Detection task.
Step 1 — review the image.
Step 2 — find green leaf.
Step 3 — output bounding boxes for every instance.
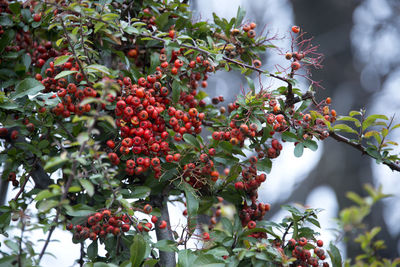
[87,64,111,75]
[0,30,15,53]
[225,164,242,183]
[66,209,95,217]
[349,110,362,117]
[131,186,151,199]
[155,12,169,29]
[178,249,197,267]
[80,179,94,197]
[183,134,200,149]
[281,205,302,217]
[35,190,58,201]
[38,140,50,150]
[172,80,180,103]
[294,143,304,157]
[235,6,246,28]
[303,140,318,151]
[87,240,98,260]
[38,199,59,213]
[333,124,358,134]
[11,78,44,99]
[54,55,72,66]
[362,114,389,131]
[328,242,342,267]
[153,239,178,252]
[220,217,233,235]
[182,183,199,216]
[44,156,69,172]
[54,70,77,80]
[245,76,255,94]
[366,147,381,160]
[281,131,298,142]
[22,53,31,72]
[193,254,225,266]
[130,234,147,267]
[337,116,361,127]
[256,157,272,173]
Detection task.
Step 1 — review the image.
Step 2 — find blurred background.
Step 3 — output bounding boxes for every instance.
[192,0,400,259]
[2,0,399,265]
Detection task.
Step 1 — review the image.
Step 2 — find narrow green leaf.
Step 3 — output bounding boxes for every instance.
[183,134,200,149]
[131,186,151,199]
[294,143,304,157]
[328,242,342,267]
[333,124,358,134]
[87,240,98,260]
[54,55,72,66]
[178,249,197,267]
[245,76,255,94]
[54,70,77,80]
[304,140,318,151]
[281,131,298,142]
[172,80,180,103]
[235,6,246,28]
[80,179,94,197]
[362,114,389,131]
[130,235,147,267]
[11,78,44,99]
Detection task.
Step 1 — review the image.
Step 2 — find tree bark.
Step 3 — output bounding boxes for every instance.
[151,193,176,267]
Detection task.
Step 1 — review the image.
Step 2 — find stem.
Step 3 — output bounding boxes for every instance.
[79,242,85,267]
[60,17,88,82]
[329,131,400,172]
[18,214,25,267]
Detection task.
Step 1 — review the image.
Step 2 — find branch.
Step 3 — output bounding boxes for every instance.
[38,101,106,263]
[329,131,400,172]
[59,17,89,82]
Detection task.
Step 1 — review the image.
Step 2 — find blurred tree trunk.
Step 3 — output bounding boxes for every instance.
[288,0,399,258]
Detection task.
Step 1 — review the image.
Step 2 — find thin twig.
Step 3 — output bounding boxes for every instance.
[329,131,400,172]
[60,17,89,82]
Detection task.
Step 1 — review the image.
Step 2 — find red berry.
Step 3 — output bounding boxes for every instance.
[143,204,153,214]
[234,181,244,190]
[291,25,300,33]
[33,13,41,22]
[202,232,210,241]
[247,220,256,229]
[151,216,158,224]
[106,140,115,149]
[159,220,167,229]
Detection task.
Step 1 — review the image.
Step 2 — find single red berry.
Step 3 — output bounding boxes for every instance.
[159,220,167,229]
[33,13,42,22]
[247,220,256,229]
[292,25,300,34]
[202,232,210,241]
[106,140,115,149]
[143,204,153,214]
[291,61,301,70]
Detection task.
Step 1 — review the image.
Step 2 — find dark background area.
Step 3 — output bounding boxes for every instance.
[192,0,400,258]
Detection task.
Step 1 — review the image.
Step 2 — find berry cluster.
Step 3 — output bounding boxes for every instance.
[66,210,132,241]
[285,237,330,267]
[234,157,270,227]
[34,55,99,117]
[181,149,220,189]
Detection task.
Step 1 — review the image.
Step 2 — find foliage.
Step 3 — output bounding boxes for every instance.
[0,0,399,266]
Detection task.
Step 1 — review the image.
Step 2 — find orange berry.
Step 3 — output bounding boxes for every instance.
[291,25,300,34]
